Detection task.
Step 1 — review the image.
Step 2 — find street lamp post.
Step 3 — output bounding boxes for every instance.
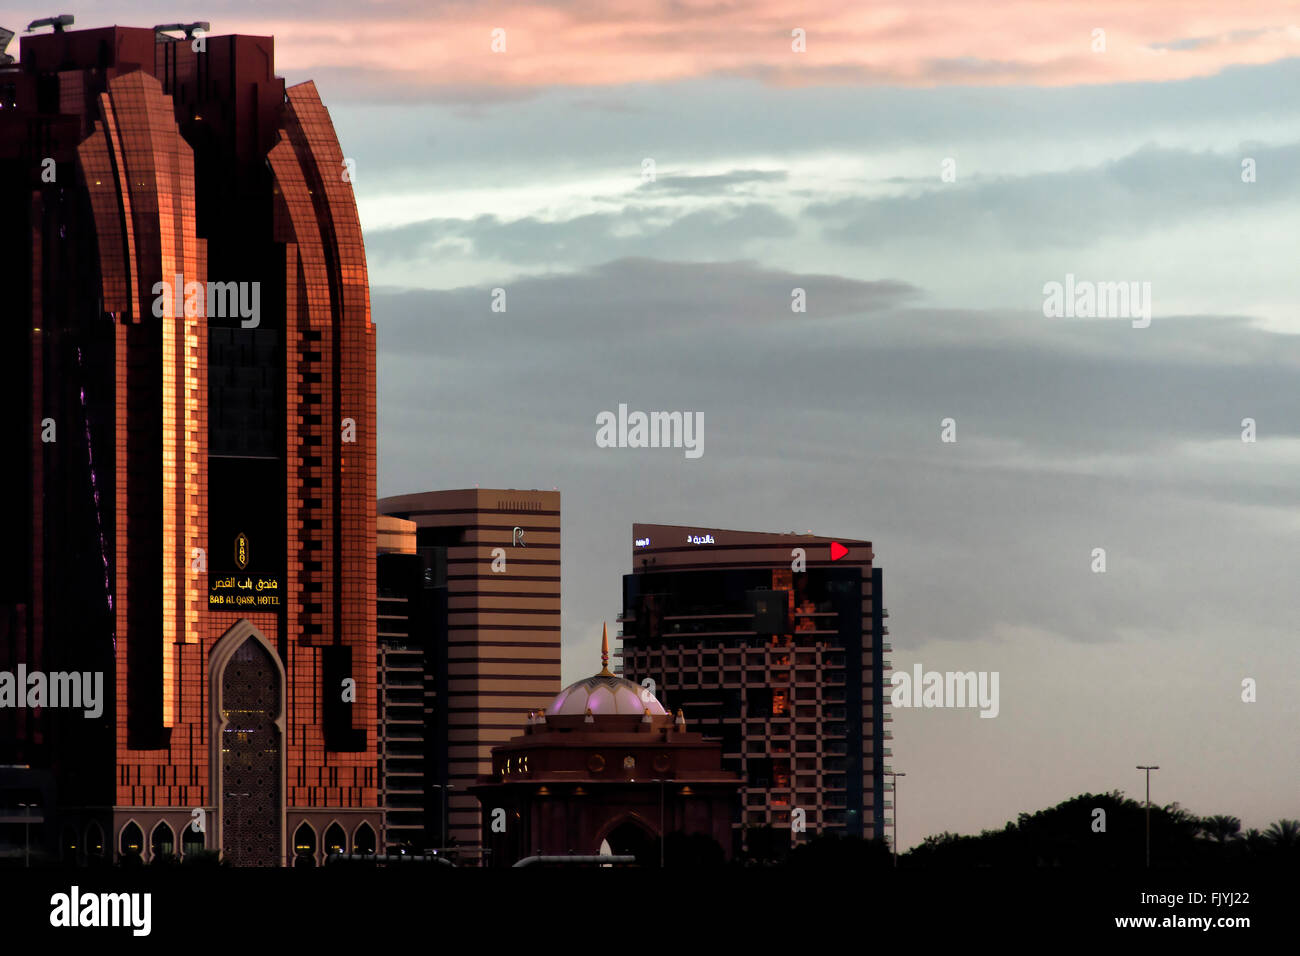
[886,772,905,867]
[656,778,672,867]
[18,803,36,867]
[432,784,454,853]
[1136,766,1159,868]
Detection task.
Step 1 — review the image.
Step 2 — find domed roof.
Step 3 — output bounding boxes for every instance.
[546,624,668,717]
[548,672,669,717]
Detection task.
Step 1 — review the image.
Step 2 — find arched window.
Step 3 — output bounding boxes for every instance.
[293,822,317,867]
[61,825,78,863]
[324,823,347,857]
[353,822,376,855]
[119,821,144,861]
[150,821,175,862]
[182,821,205,858]
[85,822,105,863]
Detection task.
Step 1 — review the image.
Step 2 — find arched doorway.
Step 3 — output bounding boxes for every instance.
[61,825,78,864]
[211,622,285,867]
[182,821,205,858]
[324,822,347,858]
[85,822,105,865]
[353,822,376,856]
[602,816,657,866]
[150,821,175,863]
[119,820,143,864]
[293,822,317,867]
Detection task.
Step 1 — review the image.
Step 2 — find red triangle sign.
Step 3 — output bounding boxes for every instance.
[830,541,848,561]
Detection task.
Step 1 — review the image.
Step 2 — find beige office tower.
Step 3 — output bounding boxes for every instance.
[378,489,561,859]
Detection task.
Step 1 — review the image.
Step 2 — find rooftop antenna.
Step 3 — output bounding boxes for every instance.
[25,14,74,33]
[153,22,209,41]
[0,27,15,64]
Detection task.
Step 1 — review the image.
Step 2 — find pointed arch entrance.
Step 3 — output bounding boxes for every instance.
[597,813,658,866]
[210,620,286,866]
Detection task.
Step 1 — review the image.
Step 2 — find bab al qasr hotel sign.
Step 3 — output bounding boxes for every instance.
[209,531,281,609]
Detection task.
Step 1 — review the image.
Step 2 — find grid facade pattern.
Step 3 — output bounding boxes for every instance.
[378,489,562,853]
[619,524,888,851]
[268,80,379,810]
[78,71,208,784]
[376,592,435,850]
[374,519,435,851]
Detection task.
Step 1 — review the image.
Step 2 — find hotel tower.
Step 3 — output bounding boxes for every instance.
[0,20,378,865]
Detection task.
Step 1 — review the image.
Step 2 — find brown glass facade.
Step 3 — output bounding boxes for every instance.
[1,25,378,864]
[379,489,562,855]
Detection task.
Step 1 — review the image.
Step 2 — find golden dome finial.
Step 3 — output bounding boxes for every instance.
[599,622,613,676]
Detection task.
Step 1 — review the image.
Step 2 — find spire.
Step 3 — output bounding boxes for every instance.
[599,621,613,676]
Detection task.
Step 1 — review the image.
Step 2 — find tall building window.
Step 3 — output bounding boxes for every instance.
[772,690,789,716]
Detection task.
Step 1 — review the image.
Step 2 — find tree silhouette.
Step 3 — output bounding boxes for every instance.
[899,792,1298,868]
[1199,815,1242,844]
[741,823,789,864]
[1241,828,1267,856]
[663,831,725,868]
[787,833,891,870]
[1264,819,1300,848]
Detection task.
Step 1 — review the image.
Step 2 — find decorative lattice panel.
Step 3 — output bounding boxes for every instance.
[221,639,282,866]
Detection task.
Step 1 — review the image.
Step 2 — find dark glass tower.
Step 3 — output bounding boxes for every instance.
[619,524,889,855]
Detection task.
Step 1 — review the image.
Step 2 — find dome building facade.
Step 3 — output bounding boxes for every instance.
[469,625,741,866]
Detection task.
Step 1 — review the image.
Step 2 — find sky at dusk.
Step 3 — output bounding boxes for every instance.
[6,1,1298,851]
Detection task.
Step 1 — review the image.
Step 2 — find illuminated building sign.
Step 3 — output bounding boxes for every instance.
[685,533,715,545]
[210,572,281,608]
[634,537,651,548]
[208,457,284,611]
[211,529,280,607]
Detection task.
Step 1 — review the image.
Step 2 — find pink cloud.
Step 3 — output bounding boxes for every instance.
[93,2,1300,91]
